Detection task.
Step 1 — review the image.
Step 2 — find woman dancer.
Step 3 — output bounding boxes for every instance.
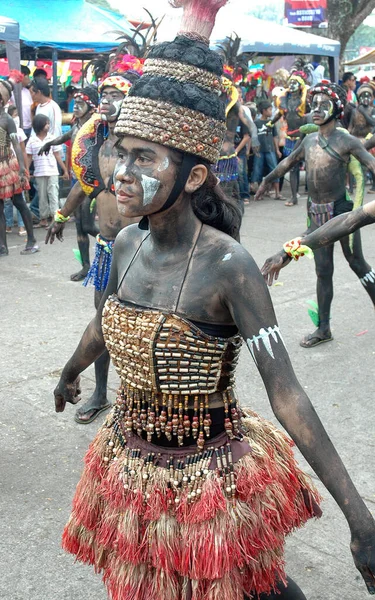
[54,2,375,599]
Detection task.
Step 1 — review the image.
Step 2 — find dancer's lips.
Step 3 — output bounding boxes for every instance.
[116,189,133,202]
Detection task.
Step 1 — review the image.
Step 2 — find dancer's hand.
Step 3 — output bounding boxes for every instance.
[253,143,260,157]
[38,142,52,156]
[45,221,65,244]
[254,180,271,201]
[261,250,291,286]
[351,525,375,594]
[54,376,81,413]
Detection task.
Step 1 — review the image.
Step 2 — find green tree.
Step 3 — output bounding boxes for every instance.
[311,1,375,59]
[345,23,375,60]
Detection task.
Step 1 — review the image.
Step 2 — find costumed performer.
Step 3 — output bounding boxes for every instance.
[54,2,375,599]
[39,86,99,281]
[0,70,39,256]
[269,62,311,206]
[45,68,140,424]
[255,83,375,348]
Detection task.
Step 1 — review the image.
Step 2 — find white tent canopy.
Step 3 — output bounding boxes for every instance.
[156,5,340,58]
[345,48,375,66]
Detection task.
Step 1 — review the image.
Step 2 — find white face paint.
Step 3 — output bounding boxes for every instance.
[222,252,232,262]
[141,174,160,205]
[246,325,286,366]
[157,156,169,172]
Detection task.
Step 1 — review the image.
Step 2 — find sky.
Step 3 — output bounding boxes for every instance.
[109,0,282,21]
[109,0,375,27]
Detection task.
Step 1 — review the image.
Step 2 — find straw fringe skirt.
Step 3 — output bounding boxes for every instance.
[0,156,28,200]
[62,408,321,600]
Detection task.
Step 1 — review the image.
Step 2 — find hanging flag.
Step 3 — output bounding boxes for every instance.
[284,0,328,28]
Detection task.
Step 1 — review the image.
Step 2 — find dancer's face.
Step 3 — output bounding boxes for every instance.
[73,98,89,119]
[99,86,124,122]
[113,136,178,218]
[288,78,301,93]
[359,91,372,107]
[311,93,335,125]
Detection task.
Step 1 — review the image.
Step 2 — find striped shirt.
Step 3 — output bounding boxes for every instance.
[26,134,59,177]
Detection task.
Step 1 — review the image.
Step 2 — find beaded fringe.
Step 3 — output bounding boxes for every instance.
[62,408,321,600]
[84,238,114,292]
[213,156,239,183]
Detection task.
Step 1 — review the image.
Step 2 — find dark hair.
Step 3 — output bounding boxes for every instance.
[168,148,241,239]
[65,85,77,96]
[191,167,242,240]
[33,68,48,79]
[81,85,99,107]
[30,78,50,98]
[258,100,272,114]
[21,65,30,76]
[342,72,355,84]
[7,105,18,117]
[32,113,49,134]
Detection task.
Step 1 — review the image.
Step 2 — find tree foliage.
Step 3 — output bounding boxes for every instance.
[311,1,375,59]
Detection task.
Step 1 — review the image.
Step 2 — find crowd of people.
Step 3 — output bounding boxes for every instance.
[1,1,375,598]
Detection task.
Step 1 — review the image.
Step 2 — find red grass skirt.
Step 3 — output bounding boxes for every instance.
[0,156,29,200]
[62,407,321,600]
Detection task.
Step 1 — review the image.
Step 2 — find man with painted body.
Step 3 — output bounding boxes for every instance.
[255,83,375,348]
[40,87,99,281]
[270,73,310,206]
[347,83,375,141]
[45,74,138,423]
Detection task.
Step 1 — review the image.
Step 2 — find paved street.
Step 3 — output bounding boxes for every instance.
[1,187,374,600]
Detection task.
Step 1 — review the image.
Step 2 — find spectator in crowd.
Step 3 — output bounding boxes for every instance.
[30,78,62,138]
[59,85,78,113]
[342,72,358,105]
[33,68,48,80]
[20,65,33,137]
[311,56,325,86]
[234,113,251,205]
[271,87,287,196]
[252,100,282,199]
[4,105,27,235]
[26,114,68,228]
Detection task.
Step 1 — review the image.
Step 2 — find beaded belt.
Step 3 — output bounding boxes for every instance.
[114,385,240,451]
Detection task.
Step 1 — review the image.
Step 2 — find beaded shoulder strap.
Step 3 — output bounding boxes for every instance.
[174,222,203,312]
[117,232,151,293]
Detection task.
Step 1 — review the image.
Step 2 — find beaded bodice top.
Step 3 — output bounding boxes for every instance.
[0,125,11,160]
[102,225,243,449]
[103,294,242,396]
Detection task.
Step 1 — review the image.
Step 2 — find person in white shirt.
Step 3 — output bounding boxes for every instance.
[20,66,33,137]
[26,114,68,227]
[29,77,62,138]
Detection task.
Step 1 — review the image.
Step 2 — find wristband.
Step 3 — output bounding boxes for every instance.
[283,237,314,261]
[54,209,70,223]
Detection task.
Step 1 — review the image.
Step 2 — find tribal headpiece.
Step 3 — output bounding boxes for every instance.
[0,69,23,105]
[98,75,133,95]
[357,82,375,99]
[74,86,99,110]
[115,0,228,164]
[309,83,346,119]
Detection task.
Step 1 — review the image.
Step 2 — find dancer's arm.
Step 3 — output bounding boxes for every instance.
[53,232,125,411]
[8,115,27,181]
[38,129,72,155]
[261,202,375,285]
[224,250,375,593]
[357,105,375,128]
[45,180,86,244]
[255,139,305,200]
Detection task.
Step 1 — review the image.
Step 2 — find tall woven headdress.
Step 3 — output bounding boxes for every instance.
[115,0,228,165]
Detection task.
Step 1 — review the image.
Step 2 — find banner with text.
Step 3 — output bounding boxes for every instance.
[284,0,327,28]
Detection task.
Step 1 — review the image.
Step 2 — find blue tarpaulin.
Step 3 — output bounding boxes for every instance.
[0,0,133,54]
